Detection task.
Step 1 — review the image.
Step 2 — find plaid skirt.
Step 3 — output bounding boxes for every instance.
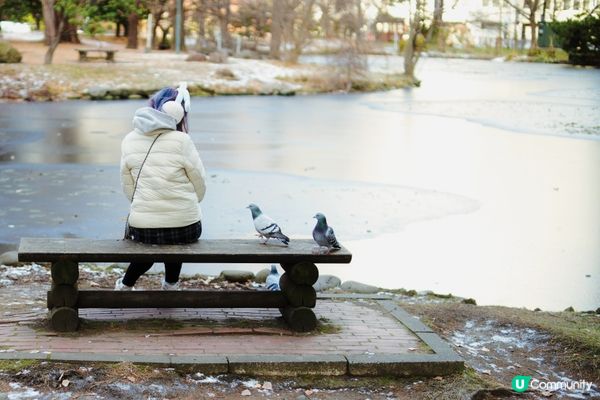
[129,221,202,245]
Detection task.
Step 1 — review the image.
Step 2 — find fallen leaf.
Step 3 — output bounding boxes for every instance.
[433,376,443,381]
[61,379,70,387]
[127,376,136,383]
[305,390,314,396]
[480,369,491,375]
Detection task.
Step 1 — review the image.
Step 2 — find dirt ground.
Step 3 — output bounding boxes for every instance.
[0,264,598,399]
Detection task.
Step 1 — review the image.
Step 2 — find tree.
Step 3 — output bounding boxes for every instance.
[0,0,43,29]
[280,0,317,62]
[550,8,600,65]
[503,0,543,50]
[270,0,283,58]
[403,0,425,83]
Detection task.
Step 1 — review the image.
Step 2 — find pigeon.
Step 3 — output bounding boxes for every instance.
[265,264,280,291]
[312,213,341,254]
[246,203,290,246]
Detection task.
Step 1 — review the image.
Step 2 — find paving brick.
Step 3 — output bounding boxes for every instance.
[0,299,464,376]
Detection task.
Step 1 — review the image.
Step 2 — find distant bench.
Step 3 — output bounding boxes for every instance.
[76,48,118,62]
[17,238,352,333]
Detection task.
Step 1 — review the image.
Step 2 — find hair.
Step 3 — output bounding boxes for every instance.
[149,87,189,133]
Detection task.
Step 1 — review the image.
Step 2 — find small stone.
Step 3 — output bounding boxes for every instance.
[0,251,18,266]
[219,270,254,283]
[254,268,270,283]
[61,379,70,387]
[305,389,314,396]
[87,85,109,99]
[433,376,443,381]
[340,280,379,294]
[215,68,237,80]
[208,51,228,63]
[186,53,208,62]
[564,306,575,312]
[461,298,477,305]
[534,308,541,312]
[262,381,272,390]
[241,389,251,396]
[313,275,341,292]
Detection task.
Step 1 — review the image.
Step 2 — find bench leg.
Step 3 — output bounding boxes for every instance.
[48,260,80,332]
[279,262,320,332]
[280,306,317,332]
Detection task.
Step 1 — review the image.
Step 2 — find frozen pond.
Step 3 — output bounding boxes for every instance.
[1,57,599,311]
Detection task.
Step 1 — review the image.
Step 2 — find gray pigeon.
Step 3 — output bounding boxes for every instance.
[265,264,280,291]
[246,203,290,246]
[312,213,341,254]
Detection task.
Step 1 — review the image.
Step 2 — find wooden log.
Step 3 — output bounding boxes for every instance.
[49,307,79,332]
[51,260,79,285]
[47,284,78,309]
[279,273,316,308]
[281,262,319,285]
[76,290,288,309]
[280,306,317,332]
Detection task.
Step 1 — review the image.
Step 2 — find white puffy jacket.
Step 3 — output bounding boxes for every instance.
[120,107,206,228]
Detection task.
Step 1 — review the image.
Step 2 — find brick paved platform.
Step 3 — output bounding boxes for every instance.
[0,295,463,376]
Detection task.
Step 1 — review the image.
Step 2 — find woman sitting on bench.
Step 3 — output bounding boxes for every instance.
[116,83,207,291]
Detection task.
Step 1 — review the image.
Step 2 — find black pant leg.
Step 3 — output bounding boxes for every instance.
[164,262,183,284]
[122,261,154,287]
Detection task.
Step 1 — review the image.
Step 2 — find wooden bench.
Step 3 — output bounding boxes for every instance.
[76,48,118,62]
[18,238,352,333]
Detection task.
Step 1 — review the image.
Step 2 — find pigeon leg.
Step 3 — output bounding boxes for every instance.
[262,237,270,245]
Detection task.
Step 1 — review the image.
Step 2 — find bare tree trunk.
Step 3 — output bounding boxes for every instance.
[60,20,80,43]
[290,0,315,62]
[220,0,231,49]
[41,0,57,46]
[404,0,422,83]
[195,0,206,51]
[427,0,444,42]
[127,12,139,48]
[529,16,538,49]
[270,0,283,59]
[45,17,64,64]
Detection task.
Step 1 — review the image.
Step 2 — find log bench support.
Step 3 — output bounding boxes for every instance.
[48,260,80,332]
[279,262,320,332]
[19,238,351,334]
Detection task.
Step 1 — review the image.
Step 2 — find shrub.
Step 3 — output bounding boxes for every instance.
[0,41,22,63]
[550,11,600,66]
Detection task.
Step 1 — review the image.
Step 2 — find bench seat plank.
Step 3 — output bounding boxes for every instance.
[18,238,352,264]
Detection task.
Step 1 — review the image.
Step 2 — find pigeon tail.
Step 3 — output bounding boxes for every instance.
[273,232,290,246]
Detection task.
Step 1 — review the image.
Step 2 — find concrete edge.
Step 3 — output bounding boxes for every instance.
[227,354,348,376]
[379,300,434,333]
[346,353,464,377]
